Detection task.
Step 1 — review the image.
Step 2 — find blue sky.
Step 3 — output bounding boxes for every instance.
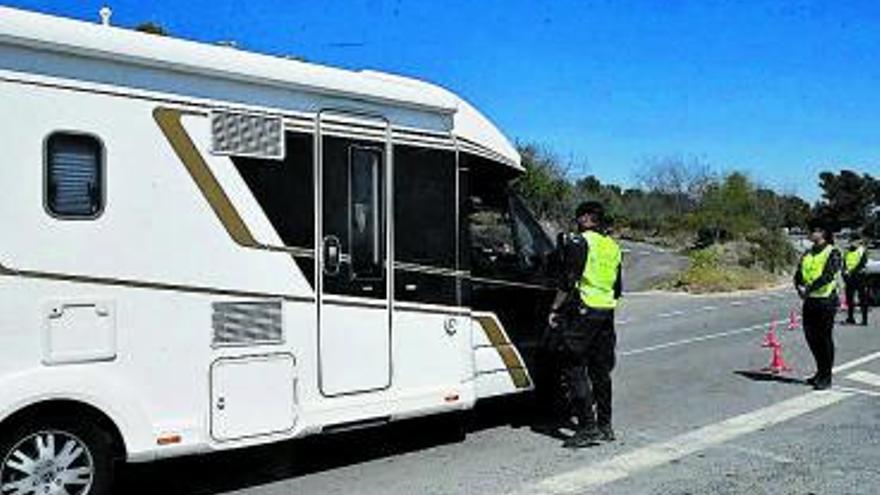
[5,0,880,200]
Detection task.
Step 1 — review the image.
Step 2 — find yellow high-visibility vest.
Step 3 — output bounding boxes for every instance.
[845,246,866,275]
[577,230,622,309]
[801,245,837,298]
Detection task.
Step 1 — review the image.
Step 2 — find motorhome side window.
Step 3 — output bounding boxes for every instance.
[469,188,553,278]
[510,194,554,269]
[469,193,517,277]
[350,146,383,279]
[45,133,104,218]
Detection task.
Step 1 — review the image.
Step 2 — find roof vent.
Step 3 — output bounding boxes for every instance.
[99,6,112,26]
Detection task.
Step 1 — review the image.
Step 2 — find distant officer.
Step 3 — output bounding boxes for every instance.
[794,223,842,390]
[843,234,869,326]
[548,201,622,448]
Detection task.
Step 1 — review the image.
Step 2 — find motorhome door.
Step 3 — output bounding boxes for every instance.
[317,112,392,396]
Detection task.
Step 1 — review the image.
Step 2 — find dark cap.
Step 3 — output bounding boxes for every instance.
[575,201,605,219]
[807,219,835,243]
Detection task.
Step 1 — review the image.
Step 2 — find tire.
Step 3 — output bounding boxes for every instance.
[0,415,115,495]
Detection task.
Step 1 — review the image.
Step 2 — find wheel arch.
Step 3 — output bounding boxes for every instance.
[0,369,158,463]
[0,399,127,460]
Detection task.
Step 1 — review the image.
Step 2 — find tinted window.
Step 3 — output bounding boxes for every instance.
[510,195,554,270]
[45,133,104,218]
[469,196,518,277]
[465,154,553,280]
[231,132,314,249]
[350,146,383,279]
[393,145,457,268]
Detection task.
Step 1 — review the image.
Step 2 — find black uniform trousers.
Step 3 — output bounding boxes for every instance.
[845,276,869,324]
[802,296,837,380]
[560,305,616,428]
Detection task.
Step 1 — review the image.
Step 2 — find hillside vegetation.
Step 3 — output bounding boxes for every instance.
[514,144,880,293]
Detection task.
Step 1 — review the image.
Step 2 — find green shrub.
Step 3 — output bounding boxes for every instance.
[745,229,797,273]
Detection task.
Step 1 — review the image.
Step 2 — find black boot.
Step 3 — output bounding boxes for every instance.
[598,424,616,442]
[813,375,832,390]
[563,425,602,448]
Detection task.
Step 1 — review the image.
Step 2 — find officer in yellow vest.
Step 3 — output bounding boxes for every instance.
[794,223,843,390]
[548,201,622,448]
[843,234,869,326]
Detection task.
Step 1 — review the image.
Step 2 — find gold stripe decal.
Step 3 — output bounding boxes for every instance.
[153,107,258,247]
[475,314,532,389]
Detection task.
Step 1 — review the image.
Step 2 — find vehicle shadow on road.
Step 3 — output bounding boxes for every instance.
[116,399,533,495]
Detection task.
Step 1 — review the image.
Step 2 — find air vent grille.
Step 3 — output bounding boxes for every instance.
[212,301,283,347]
[211,110,284,159]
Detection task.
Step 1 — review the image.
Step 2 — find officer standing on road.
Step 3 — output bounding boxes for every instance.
[547,201,622,448]
[794,223,842,390]
[843,234,869,326]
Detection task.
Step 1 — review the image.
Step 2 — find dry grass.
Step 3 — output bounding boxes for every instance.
[653,245,786,293]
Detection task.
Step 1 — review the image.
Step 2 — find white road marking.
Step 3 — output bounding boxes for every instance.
[620,320,783,357]
[700,305,719,311]
[517,390,850,495]
[834,351,880,374]
[731,301,745,306]
[630,430,794,464]
[844,370,880,388]
[833,385,880,398]
[657,311,685,318]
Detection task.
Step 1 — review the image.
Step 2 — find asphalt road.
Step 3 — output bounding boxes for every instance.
[619,240,689,292]
[118,287,880,495]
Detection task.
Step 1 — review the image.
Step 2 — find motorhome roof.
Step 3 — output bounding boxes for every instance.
[0,6,522,169]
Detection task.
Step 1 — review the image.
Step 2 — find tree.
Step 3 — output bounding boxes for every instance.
[637,155,714,203]
[514,143,574,227]
[779,195,811,229]
[692,172,760,241]
[814,170,877,230]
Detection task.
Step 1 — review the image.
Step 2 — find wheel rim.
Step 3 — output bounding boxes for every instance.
[0,430,94,495]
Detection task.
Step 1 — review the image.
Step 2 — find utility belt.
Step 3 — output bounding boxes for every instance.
[552,294,613,336]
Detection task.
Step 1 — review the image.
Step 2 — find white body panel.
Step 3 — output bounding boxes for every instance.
[319,303,391,395]
[0,5,532,467]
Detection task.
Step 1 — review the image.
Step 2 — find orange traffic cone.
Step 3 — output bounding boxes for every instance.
[762,322,792,374]
[787,309,800,331]
[763,320,780,346]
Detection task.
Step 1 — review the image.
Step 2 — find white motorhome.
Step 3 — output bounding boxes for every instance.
[0,7,557,494]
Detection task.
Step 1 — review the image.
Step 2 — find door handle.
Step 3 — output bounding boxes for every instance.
[323,235,341,275]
